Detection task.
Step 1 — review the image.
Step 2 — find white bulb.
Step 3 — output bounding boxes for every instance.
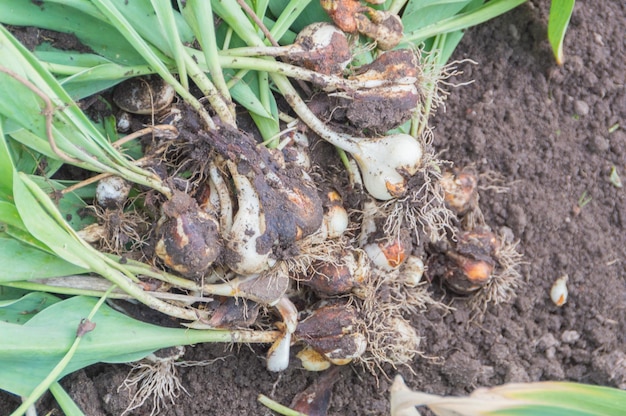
[354,134,423,200]
[267,332,291,372]
[402,256,424,287]
[224,162,273,275]
[96,176,131,208]
[550,275,568,307]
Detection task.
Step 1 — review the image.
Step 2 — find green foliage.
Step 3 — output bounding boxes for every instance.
[391,375,626,416]
[548,0,575,65]
[0,293,242,397]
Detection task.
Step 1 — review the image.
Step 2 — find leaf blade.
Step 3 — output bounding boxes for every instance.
[548,0,575,65]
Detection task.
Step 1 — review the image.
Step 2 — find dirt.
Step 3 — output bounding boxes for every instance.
[2,0,626,415]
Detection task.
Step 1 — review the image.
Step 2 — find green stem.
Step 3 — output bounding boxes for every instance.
[388,0,409,15]
[183,0,233,107]
[183,50,236,126]
[43,62,154,78]
[151,0,189,90]
[258,394,307,416]
[92,0,217,130]
[268,73,361,154]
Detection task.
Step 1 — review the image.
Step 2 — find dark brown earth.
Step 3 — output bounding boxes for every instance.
[2,0,625,415]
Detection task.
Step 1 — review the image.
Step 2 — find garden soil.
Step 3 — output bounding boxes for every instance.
[2,0,625,414]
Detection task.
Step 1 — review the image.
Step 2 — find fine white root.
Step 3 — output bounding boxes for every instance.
[381,147,455,244]
[119,347,227,416]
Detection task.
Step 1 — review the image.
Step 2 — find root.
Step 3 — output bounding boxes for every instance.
[87,205,150,256]
[119,347,227,416]
[382,144,455,244]
[357,270,423,376]
[284,229,350,277]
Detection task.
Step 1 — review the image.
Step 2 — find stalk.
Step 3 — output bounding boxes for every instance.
[91,0,217,129]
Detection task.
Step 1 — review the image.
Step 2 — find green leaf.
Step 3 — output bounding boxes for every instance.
[50,382,87,416]
[403,0,473,32]
[403,0,526,45]
[27,175,95,231]
[0,236,87,281]
[0,120,14,194]
[390,375,626,416]
[0,1,144,66]
[548,0,575,65]
[267,0,329,34]
[0,201,25,231]
[13,173,91,269]
[0,295,244,396]
[0,291,62,324]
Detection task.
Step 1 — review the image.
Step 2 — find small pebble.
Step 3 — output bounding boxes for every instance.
[574,100,590,116]
[561,330,581,344]
[588,135,610,153]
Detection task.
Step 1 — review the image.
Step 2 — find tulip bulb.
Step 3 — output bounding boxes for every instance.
[402,255,425,287]
[223,161,273,275]
[321,190,349,239]
[96,176,131,209]
[292,22,352,75]
[267,331,292,372]
[352,134,423,200]
[550,275,568,307]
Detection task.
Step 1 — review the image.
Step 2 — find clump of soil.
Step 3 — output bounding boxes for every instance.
[2,0,625,415]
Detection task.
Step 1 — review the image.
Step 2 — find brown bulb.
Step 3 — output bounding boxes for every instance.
[303,248,369,296]
[295,302,367,365]
[154,191,221,279]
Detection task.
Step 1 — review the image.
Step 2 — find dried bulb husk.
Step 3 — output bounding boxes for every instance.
[96,176,131,209]
[350,49,419,85]
[236,264,290,305]
[296,345,332,371]
[154,191,221,279]
[290,366,340,416]
[113,76,175,115]
[440,168,479,216]
[77,223,107,243]
[206,297,260,328]
[295,302,367,365]
[355,10,403,50]
[342,84,419,133]
[293,22,352,75]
